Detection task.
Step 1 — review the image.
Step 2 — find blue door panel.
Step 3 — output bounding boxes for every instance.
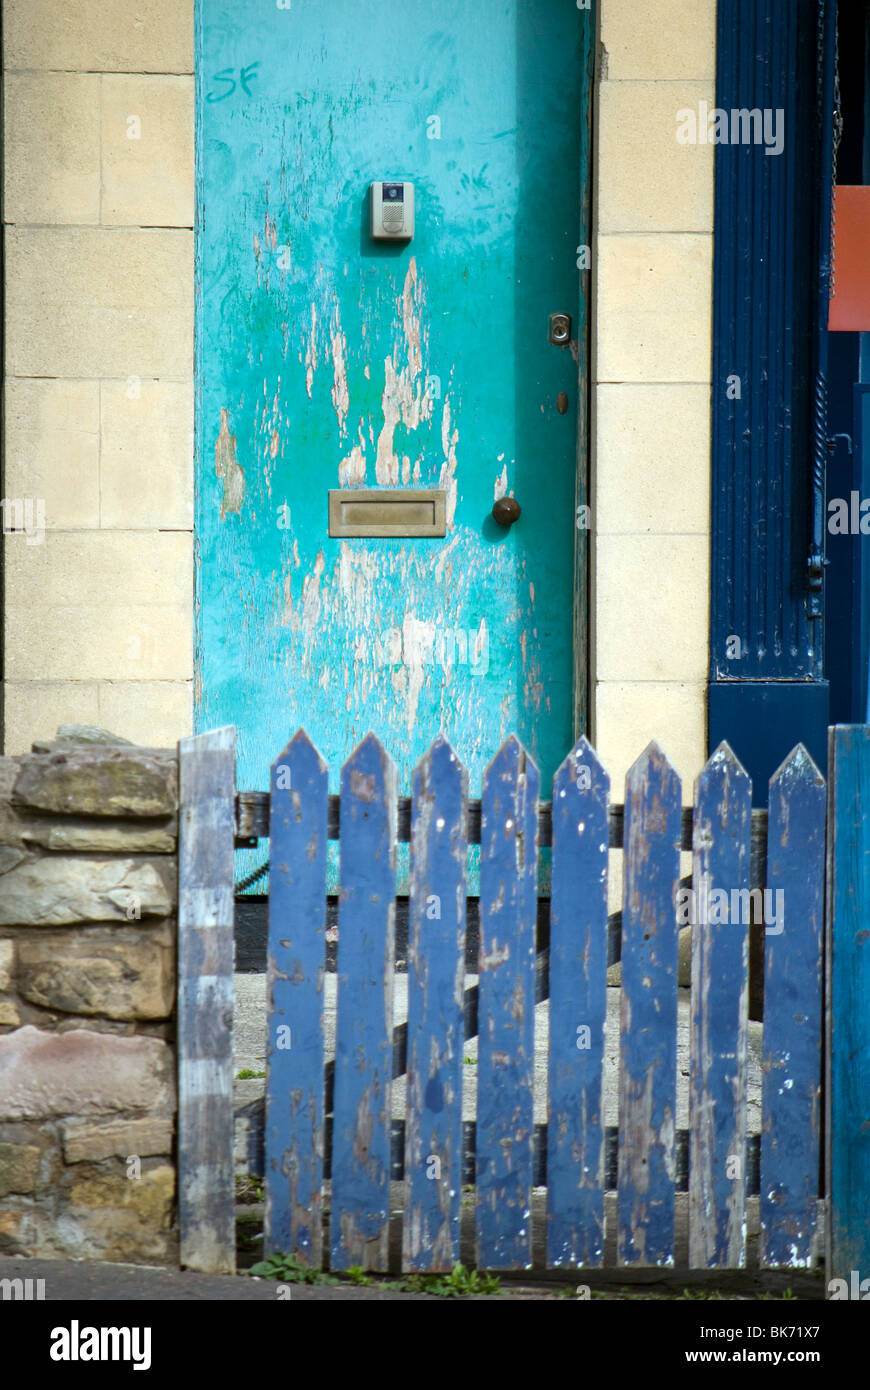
[196,1,591,813]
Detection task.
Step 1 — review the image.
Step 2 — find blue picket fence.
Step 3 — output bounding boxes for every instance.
[176,726,839,1277]
[260,731,825,1274]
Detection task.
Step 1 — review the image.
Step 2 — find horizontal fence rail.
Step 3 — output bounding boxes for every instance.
[236,792,771,873]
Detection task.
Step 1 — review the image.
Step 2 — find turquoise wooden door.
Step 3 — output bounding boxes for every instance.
[196,0,593,802]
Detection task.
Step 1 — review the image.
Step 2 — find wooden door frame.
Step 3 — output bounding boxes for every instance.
[573,10,596,741]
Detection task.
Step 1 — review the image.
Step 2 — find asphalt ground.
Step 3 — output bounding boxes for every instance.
[0,1254,434,1300]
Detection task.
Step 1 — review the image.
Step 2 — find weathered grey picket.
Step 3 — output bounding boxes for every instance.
[177,727,237,1274]
[177,728,831,1276]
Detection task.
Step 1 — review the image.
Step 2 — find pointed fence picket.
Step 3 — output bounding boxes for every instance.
[476,737,539,1270]
[264,732,328,1265]
[546,737,609,1267]
[403,736,467,1271]
[330,734,397,1271]
[688,743,751,1270]
[617,743,682,1267]
[760,745,826,1268]
[178,727,833,1276]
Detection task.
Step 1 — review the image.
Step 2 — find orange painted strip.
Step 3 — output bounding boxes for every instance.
[829,185,870,332]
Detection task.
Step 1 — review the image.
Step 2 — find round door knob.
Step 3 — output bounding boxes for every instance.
[492,496,521,527]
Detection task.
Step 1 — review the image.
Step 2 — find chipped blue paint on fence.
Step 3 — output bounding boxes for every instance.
[546,737,609,1267]
[403,736,467,1271]
[827,726,870,1283]
[186,728,834,1273]
[618,743,682,1267]
[329,735,397,1272]
[760,745,825,1268]
[689,742,751,1269]
[265,731,328,1264]
[475,737,539,1270]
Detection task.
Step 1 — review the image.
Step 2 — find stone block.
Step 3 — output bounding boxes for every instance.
[0,1142,40,1197]
[4,0,194,73]
[594,383,710,536]
[597,81,714,235]
[0,857,173,927]
[4,378,100,531]
[100,380,194,530]
[4,73,101,225]
[98,683,194,748]
[4,603,193,683]
[62,1117,173,1163]
[595,233,713,384]
[0,758,40,847]
[17,929,174,1020]
[64,1164,175,1263]
[595,534,709,682]
[33,724,134,752]
[594,681,708,804]
[600,0,716,81]
[13,748,177,817]
[5,531,191,609]
[0,847,27,875]
[0,1003,21,1026]
[0,1026,175,1120]
[101,75,194,227]
[2,685,102,759]
[0,1206,35,1254]
[22,821,176,853]
[5,227,193,379]
[0,942,13,991]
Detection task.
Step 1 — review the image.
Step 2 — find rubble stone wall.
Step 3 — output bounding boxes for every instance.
[0,729,179,1265]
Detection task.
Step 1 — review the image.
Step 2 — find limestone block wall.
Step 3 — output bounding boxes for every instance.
[0,732,178,1264]
[2,0,195,755]
[590,0,716,795]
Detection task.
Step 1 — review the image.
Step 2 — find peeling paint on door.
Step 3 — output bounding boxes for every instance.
[214,408,244,520]
[195,1,591,855]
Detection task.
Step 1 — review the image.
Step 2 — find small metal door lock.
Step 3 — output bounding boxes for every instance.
[549,312,572,345]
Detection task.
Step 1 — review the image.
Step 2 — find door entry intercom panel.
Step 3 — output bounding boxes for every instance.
[370,181,415,240]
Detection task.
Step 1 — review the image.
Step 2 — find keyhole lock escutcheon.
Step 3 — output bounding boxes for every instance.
[549,312,572,345]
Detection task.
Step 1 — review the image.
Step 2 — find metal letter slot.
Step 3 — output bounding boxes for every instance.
[328,489,447,538]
